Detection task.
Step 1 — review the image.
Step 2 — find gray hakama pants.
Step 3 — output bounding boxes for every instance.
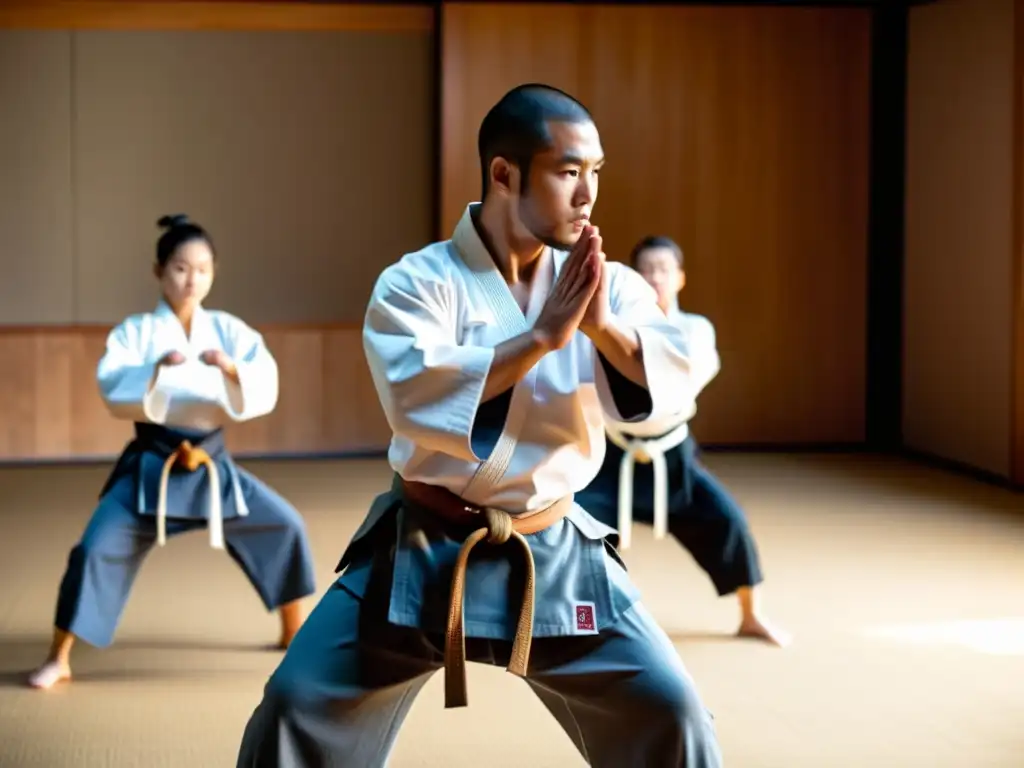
[235,489,723,767]
[52,423,318,648]
[576,435,764,597]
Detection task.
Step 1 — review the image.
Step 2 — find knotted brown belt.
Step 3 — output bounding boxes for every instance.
[155,440,224,549]
[400,480,573,709]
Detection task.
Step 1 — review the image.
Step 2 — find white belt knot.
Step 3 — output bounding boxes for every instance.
[155,441,224,550]
[606,422,690,549]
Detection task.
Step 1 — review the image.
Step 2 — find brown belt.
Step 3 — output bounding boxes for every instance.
[400,480,572,709]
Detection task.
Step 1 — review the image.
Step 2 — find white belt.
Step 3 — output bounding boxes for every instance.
[150,441,246,550]
[605,421,690,550]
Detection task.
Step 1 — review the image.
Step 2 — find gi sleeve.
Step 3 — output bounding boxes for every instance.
[687,315,722,398]
[594,263,696,424]
[221,317,280,422]
[96,320,168,424]
[363,258,494,463]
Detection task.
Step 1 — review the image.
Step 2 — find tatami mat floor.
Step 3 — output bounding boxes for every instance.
[1,453,1022,767]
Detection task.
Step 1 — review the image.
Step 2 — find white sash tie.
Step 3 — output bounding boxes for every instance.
[151,440,252,550]
[605,421,690,550]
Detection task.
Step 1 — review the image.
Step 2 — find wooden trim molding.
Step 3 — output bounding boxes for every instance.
[0,1,434,32]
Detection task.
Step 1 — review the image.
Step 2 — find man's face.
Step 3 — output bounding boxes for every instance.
[635,246,685,313]
[512,120,604,250]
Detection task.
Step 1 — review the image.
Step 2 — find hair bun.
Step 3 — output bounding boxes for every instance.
[157,214,190,229]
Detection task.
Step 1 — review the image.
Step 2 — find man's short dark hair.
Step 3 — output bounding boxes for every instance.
[629,235,684,270]
[478,83,594,198]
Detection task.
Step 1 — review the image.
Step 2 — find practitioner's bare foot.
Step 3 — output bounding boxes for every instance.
[27,659,72,690]
[28,628,76,689]
[737,614,791,647]
[735,586,790,646]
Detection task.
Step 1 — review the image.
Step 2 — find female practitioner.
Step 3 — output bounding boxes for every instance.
[28,214,318,690]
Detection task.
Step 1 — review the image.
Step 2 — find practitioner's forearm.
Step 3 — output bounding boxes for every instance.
[586,317,647,388]
[481,330,551,402]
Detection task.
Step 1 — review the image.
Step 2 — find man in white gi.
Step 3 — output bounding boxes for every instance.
[235,83,724,768]
[576,235,789,647]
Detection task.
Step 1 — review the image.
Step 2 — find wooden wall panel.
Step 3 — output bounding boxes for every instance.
[0,1,420,462]
[70,27,433,326]
[905,0,1015,478]
[0,2,432,32]
[441,3,871,446]
[0,30,75,324]
[0,16,435,328]
[0,326,392,462]
[1014,0,1024,485]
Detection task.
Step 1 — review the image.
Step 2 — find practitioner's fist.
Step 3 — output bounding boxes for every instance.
[200,349,235,374]
[534,225,602,350]
[157,351,186,367]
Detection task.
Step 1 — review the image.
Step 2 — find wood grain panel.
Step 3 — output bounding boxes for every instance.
[0,1,433,32]
[441,3,871,445]
[0,30,76,324]
[70,28,434,326]
[905,0,1014,477]
[1014,0,1024,485]
[0,326,392,462]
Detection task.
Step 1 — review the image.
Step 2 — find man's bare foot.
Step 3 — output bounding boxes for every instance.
[27,660,72,690]
[737,615,791,647]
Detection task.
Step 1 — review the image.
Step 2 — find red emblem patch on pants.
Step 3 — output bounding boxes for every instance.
[575,602,596,633]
